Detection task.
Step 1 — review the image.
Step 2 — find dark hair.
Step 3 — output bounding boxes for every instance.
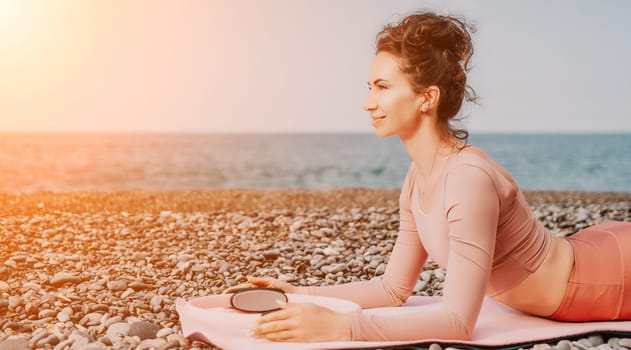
[376,11,477,143]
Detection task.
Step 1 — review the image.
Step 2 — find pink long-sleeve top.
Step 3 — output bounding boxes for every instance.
[304,146,552,341]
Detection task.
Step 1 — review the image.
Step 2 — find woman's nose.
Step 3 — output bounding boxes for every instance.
[363,94,377,112]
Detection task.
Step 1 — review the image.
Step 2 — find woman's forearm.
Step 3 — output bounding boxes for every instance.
[300,277,409,309]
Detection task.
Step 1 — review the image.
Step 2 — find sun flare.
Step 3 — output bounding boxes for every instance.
[0,0,25,33]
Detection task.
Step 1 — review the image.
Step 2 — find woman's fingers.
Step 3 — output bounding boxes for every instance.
[253,317,294,338]
[222,282,254,294]
[258,305,291,323]
[253,304,296,338]
[254,320,291,336]
[246,276,274,287]
[259,329,298,341]
[223,276,281,293]
[246,276,296,293]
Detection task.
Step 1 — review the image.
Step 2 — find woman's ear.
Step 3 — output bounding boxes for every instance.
[418,86,440,114]
[424,86,440,111]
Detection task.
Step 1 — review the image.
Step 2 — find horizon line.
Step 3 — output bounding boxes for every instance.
[0,130,630,135]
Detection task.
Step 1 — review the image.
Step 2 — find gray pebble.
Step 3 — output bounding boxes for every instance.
[176,260,192,270]
[2,321,22,331]
[321,263,346,274]
[414,281,428,293]
[429,343,442,350]
[132,252,146,261]
[38,309,57,319]
[88,283,104,291]
[79,312,102,327]
[323,247,339,256]
[421,270,433,281]
[7,296,20,310]
[128,281,154,290]
[375,263,386,275]
[122,335,141,347]
[35,334,59,347]
[619,339,631,348]
[120,289,134,299]
[30,328,48,344]
[289,220,303,231]
[150,295,164,309]
[557,340,572,350]
[68,331,91,348]
[532,344,552,350]
[262,249,281,260]
[165,334,187,347]
[278,273,295,282]
[217,263,229,274]
[53,339,73,350]
[56,307,72,323]
[155,328,173,338]
[589,335,604,346]
[106,280,127,291]
[177,253,194,262]
[607,338,619,347]
[159,339,181,350]
[137,338,167,349]
[573,340,591,350]
[22,282,40,290]
[103,316,123,328]
[0,338,29,350]
[80,343,107,350]
[434,269,446,282]
[129,321,160,340]
[106,322,131,340]
[50,272,81,286]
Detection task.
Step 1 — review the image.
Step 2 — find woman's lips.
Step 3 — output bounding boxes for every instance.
[371,116,386,126]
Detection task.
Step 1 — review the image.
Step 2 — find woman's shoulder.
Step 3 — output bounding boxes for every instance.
[446,145,520,204]
[448,145,496,174]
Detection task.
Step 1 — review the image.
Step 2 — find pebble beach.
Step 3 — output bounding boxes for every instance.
[1,189,630,350]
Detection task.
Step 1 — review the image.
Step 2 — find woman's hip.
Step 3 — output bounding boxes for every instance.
[550,221,631,321]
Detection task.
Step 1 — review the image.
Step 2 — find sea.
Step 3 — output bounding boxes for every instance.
[0,133,629,193]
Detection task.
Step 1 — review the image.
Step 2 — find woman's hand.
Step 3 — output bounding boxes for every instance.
[252,302,351,342]
[223,276,303,294]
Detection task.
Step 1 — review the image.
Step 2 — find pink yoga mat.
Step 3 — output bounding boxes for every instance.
[176,294,631,350]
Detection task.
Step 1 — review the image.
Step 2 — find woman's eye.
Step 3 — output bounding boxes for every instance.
[377,85,387,89]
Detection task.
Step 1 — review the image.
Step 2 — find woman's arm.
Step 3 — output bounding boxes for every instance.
[348,164,500,341]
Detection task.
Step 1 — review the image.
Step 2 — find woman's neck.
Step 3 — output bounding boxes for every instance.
[401,123,457,181]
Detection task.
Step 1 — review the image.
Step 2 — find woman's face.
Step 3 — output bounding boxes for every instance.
[363,51,425,138]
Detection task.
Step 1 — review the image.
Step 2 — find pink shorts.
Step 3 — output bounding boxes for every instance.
[550,221,631,321]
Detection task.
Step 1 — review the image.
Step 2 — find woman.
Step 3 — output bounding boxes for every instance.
[235,12,631,342]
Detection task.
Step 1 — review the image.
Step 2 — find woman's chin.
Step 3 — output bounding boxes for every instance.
[374,128,393,138]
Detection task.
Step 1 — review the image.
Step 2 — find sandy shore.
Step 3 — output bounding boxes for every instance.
[0,190,629,350]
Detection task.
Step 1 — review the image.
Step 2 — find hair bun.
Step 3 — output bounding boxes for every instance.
[429,16,475,67]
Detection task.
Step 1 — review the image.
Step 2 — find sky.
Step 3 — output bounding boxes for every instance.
[1,0,630,133]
